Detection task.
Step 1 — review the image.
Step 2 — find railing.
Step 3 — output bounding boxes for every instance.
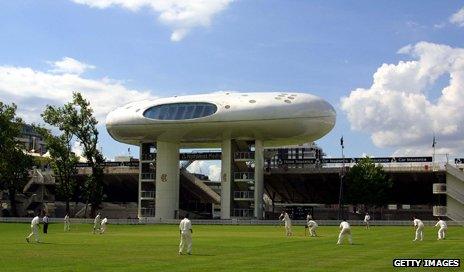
[234,152,255,161]
[141,173,155,180]
[1,217,464,226]
[140,208,155,217]
[234,191,254,199]
[433,205,447,216]
[234,172,254,181]
[141,191,155,199]
[432,183,447,194]
[232,208,254,218]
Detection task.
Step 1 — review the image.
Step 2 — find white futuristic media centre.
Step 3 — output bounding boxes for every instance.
[106,92,336,219]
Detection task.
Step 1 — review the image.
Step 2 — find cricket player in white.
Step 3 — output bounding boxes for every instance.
[435,217,447,240]
[307,220,318,237]
[306,214,312,221]
[280,211,292,236]
[413,216,424,241]
[64,214,70,231]
[26,215,41,243]
[93,213,101,234]
[337,220,352,245]
[364,213,371,229]
[100,218,108,234]
[179,214,193,255]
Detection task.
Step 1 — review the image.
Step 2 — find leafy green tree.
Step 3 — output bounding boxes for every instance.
[345,157,392,210]
[41,92,104,217]
[36,127,78,215]
[0,102,34,216]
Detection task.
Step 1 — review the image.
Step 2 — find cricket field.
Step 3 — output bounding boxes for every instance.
[0,223,462,271]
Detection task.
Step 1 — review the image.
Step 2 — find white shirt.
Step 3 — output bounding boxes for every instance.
[101,218,108,225]
[31,216,40,226]
[340,221,350,229]
[413,219,424,228]
[435,220,447,228]
[94,214,101,224]
[282,213,291,223]
[364,215,370,222]
[179,218,192,234]
[64,215,69,222]
[306,214,312,221]
[307,220,318,228]
[43,216,49,223]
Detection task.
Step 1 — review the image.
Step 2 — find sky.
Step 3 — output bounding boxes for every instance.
[1,1,464,180]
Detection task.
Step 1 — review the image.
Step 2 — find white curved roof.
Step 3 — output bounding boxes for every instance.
[106,92,336,147]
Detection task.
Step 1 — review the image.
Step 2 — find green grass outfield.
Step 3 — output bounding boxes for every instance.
[0,223,462,272]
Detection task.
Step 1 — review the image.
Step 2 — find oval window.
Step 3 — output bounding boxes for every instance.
[143,102,218,120]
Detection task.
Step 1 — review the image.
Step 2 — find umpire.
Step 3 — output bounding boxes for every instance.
[43,214,49,234]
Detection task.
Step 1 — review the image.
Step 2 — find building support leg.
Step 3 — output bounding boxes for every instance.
[155,141,180,220]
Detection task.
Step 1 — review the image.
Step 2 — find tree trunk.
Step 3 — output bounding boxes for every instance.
[84,200,89,218]
[65,199,70,215]
[8,187,18,217]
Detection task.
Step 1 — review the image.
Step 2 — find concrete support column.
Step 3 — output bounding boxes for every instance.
[221,139,232,219]
[155,141,180,220]
[254,139,264,219]
[137,143,142,219]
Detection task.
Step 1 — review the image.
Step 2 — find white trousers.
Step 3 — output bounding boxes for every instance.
[100,224,107,234]
[309,227,317,236]
[438,227,447,239]
[27,225,39,242]
[93,223,100,233]
[415,226,424,241]
[64,222,70,231]
[285,222,292,236]
[337,228,352,244]
[179,233,192,254]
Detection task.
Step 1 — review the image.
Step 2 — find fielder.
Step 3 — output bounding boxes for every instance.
[435,217,447,240]
[179,214,193,255]
[26,214,41,243]
[93,212,101,234]
[280,211,292,236]
[413,216,424,241]
[100,217,108,234]
[64,214,70,231]
[364,213,371,229]
[306,213,313,221]
[307,219,318,237]
[337,219,352,245]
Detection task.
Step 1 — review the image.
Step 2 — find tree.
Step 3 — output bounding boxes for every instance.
[0,102,34,216]
[36,127,78,215]
[41,92,104,217]
[345,157,392,210]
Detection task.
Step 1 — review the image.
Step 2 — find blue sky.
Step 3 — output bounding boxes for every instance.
[1,0,464,167]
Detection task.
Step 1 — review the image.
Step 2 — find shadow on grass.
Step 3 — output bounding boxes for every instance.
[180,253,216,257]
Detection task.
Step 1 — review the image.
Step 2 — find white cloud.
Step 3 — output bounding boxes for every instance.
[71,0,234,41]
[187,160,221,181]
[208,164,221,181]
[450,6,464,27]
[0,57,154,124]
[341,42,464,155]
[433,22,446,29]
[48,57,95,75]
